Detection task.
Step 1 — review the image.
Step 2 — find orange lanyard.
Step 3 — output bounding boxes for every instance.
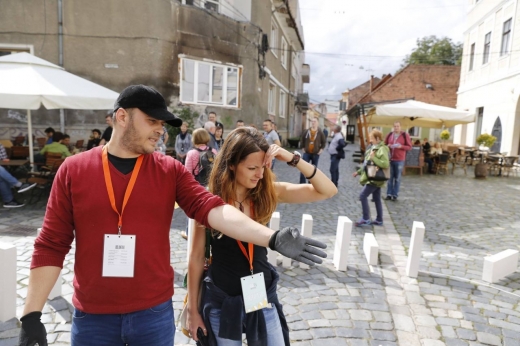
[230,199,255,274]
[102,146,144,234]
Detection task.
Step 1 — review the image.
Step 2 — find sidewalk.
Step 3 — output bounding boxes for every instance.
[1,144,520,345]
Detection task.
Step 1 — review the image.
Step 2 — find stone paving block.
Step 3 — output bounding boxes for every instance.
[349,310,372,321]
[290,330,313,341]
[421,340,446,346]
[475,332,501,346]
[369,330,397,341]
[436,317,460,327]
[489,317,520,332]
[396,330,421,345]
[444,338,469,346]
[440,326,457,338]
[311,338,348,346]
[456,328,477,341]
[393,314,415,332]
[310,327,336,339]
[415,315,437,326]
[347,340,369,346]
[336,328,368,339]
[417,326,441,339]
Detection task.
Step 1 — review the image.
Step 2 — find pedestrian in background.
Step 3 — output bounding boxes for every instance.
[44,127,55,144]
[175,121,192,164]
[87,129,102,150]
[384,121,411,201]
[99,114,114,146]
[353,129,389,227]
[204,121,219,152]
[327,125,345,187]
[208,111,223,130]
[299,118,326,183]
[155,125,169,155]
[214,124,224,149]
[187,127,336,345]
[262,119,281,169]
[235,119,245,128]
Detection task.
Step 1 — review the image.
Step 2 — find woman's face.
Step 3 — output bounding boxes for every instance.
[215,127,223,138]
[181,124,188,133]
[369,135,380,145]
[233,151,266,191]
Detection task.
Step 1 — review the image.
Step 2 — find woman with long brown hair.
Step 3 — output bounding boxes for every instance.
[187,127,337,345]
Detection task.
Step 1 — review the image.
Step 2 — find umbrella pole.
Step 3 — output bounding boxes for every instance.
[27,109,34,172]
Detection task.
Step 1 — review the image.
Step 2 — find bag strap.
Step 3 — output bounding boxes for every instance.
[205,228,211,260]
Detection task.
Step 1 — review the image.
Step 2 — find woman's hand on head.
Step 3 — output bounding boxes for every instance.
[263,144,292,167]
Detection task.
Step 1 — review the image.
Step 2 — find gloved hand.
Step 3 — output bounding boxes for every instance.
[269,227,327,266]
[19,311,47,346]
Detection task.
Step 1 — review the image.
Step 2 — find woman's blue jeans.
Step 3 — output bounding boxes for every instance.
[71,300,174,346]
[208,306,284,345]
[0,166,18,203]
[359,184,383,222]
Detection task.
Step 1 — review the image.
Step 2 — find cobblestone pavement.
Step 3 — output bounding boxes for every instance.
[1,144,520,345]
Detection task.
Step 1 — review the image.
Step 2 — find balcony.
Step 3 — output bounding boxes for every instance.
[296,92,309,110]
[302,64,310,84]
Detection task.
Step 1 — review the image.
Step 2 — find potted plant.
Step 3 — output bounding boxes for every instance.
[474,133,497,178]
[440,130,450,149]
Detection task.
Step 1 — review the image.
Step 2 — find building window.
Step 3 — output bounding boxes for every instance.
[271,21,278,58]
[469,43,475,71]
[203,0,219,12]
[0,44,33,56]
[281,38,288,68]
[279,90,286,118]
[180,58,240,107]
[501,18,512,56]
[268,83,276,114]
[483,32,491,64]
[408,127,421,138]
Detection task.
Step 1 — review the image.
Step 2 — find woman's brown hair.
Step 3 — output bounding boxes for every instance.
[208,127,277,226]
[369,129,383,142]
[192,128,210,146]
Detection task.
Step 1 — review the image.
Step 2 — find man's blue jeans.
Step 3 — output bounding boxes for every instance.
[0,166,18,203]
[386,160,404,198]
[329,154,340,187]
[71,300,174,346]
[360,184,383,222]
[208,306,284,346]
[299,152,320,183]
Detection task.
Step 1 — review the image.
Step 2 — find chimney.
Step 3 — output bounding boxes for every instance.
[370,75,374,92]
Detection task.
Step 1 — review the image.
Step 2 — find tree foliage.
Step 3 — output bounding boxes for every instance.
[403,36,462,67]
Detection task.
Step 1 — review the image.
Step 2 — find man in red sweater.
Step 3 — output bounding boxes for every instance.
[19,85,327,346]
[384,121,411,201]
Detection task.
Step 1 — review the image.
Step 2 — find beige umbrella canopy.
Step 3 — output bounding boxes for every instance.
[0,52,118,165]
[366,100,475,129]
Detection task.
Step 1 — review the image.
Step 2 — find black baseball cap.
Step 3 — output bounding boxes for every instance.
[113,85,182,127]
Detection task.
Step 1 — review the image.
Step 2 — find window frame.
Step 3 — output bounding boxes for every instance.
[268,83,276,115]
[500,18,512,56]
[483,31,491,65]
[281,37,288,69]
[270,21,278,58]
[279,90,287,118]
[469,43,475,71]
[203,0,219,12]
[179,57,241,108]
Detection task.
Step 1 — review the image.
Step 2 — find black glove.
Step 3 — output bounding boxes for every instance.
[19,311,47,346]
[269,227,327,266]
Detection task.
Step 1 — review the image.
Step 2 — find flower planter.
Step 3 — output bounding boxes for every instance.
[474,163,488,179]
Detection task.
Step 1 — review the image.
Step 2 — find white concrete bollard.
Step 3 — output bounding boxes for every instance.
[36,228,62,299]
[406,221,426,278]
[299,214,313,269]
[186,218,196,263]
[0,243,17,322]
[333,216,352,271]
[482,249,519,283]
[363,233,379,266]
[267,212,280,266]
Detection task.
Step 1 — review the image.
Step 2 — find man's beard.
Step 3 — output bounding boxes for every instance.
[121,116,154,155]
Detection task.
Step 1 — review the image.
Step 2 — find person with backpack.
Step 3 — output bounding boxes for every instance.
[182,128,218,239]
[353,129,390,227]
[327,125,346,187]
[299,118,327,183]
[384,121,412,201]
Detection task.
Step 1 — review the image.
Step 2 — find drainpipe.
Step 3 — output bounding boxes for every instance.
[58,0,65,133]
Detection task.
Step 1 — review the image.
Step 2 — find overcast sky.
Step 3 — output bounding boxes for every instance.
[299,0,470,104]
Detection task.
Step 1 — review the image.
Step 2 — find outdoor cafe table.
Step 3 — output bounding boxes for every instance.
[0,159,29,174]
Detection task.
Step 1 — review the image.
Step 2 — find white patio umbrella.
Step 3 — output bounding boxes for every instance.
[366,100,475,129]
[0,52,118,165]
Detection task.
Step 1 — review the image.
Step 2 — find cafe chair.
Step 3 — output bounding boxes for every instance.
[434,153,450,175]
[25,157,65,203]
[450,151,468,175]
[501,156,519,177]
[36,137,47,148]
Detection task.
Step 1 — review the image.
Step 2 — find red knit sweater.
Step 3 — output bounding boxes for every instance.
[31,147,225,314]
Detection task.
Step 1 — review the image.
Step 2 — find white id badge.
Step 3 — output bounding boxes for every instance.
[102,234,136,277]
[240,273,268,313]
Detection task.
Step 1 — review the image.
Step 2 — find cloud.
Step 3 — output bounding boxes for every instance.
[299,0,469,102]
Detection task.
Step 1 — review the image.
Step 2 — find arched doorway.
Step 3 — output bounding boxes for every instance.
[491,117,502,153]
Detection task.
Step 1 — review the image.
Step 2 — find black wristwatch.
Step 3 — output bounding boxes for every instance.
[287,151,301,167]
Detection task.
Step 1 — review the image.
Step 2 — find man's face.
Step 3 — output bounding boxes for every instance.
[106,116,114,127]
[92,131,100,139]
[208,125,216,135]
[263,121,272,132]
[209,113,216,123]
[236,121,244,128]
[120,109,164,155]
[62,138,70,146]
[393,123,401,133]
[310,119,318,129]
